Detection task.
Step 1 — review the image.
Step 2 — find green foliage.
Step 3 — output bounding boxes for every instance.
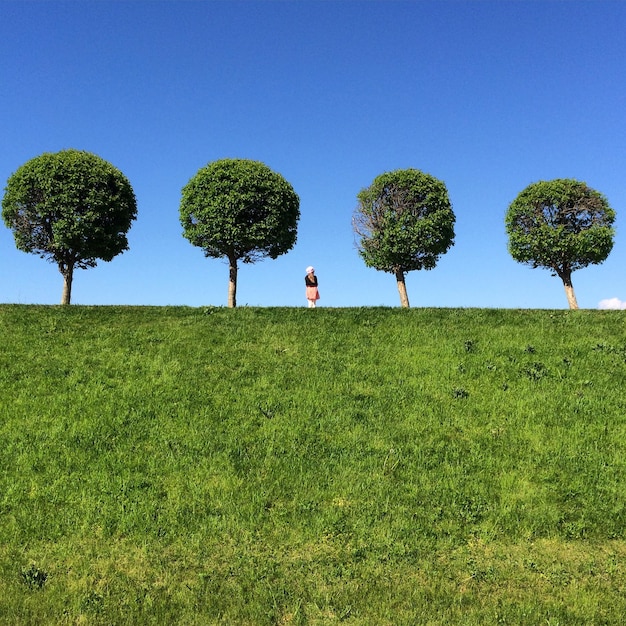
[20,564,48,590]
[179,158,300,264]
[353,168,456,274]
[2,305,626,624]
[505,178,615,276]
[1,149,137,303]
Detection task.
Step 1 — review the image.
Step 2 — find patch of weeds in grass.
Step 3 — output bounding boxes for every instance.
[382,447,402,476]
[20,563,48,590]
[523,361,549,381]
[452,387,469,399]
[80,590,104,614]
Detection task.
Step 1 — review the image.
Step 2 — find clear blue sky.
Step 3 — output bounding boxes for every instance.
[1,0,625,309]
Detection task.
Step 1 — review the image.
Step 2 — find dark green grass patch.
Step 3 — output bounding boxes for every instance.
[1,305,626,624]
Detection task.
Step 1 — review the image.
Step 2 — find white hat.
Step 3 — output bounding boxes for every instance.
[306,266,314,273]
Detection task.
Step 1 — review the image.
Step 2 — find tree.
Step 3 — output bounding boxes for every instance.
[179,158,300,307]
[505,179,615,309]
[353,168,455,307]
[2,149,137,304]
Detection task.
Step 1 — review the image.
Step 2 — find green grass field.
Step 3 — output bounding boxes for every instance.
[1,305,626,625]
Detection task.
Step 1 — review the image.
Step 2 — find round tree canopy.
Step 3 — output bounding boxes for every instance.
[505,178,615,274]
[354,168,455,274]
[179,158,300,263]
[2,149,137,270]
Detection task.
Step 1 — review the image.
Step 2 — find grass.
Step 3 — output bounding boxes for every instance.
[1,305,626,624]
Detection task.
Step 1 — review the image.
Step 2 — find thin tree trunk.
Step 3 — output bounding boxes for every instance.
[227,255,238,308]
[60,263,74,305]
[395,268,410,308]
[559,269,579,310]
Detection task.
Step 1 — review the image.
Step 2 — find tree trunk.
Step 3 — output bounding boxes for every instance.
[227,255,238,308]
[60,263,74,305]
[559,269,579,310]
[395,268,410,308]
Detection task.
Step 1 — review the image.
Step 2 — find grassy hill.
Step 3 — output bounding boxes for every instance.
[1,305,626,625]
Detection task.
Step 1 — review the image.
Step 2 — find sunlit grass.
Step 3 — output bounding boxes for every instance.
[1,305,626,624]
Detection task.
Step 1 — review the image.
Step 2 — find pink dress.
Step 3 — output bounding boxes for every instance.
[306,285,320,301]
[305,275,320,301]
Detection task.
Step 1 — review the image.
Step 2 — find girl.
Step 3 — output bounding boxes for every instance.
[305,266,320,308]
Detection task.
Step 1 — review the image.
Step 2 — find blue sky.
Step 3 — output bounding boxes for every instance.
[1,0,625,309]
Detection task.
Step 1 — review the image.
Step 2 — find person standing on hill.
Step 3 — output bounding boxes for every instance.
[305,266,320,308]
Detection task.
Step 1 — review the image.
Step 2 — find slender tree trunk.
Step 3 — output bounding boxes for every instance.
[559,269,579,310]
[227,254,238,308]
[395,268,410,308]
[60,263,74,305]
